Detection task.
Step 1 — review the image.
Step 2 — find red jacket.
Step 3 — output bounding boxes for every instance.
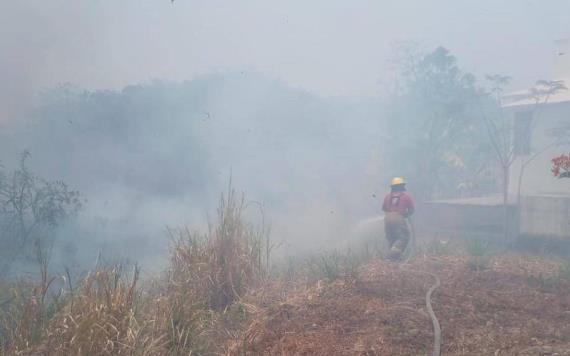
[382,191,414,217]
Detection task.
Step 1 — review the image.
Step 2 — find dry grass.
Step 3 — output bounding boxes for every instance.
[168,188,266,311]
[228,253,570,355]
[154,188,268,353]
[1,278,52,353]
[37,266,150,355]
[0,257,66,354]
[1,263,163,356]
[0,187,269,355]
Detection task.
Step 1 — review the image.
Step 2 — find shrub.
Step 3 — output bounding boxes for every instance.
[466,238,490,272]
[307,251,341,283]
[558,259,570,281]
[304,248,367,284]
[0,152,81,276]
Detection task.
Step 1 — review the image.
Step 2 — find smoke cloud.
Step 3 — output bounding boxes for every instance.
[1,0,569,271]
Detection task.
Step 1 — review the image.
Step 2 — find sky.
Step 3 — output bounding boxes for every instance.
[1,0,570,122]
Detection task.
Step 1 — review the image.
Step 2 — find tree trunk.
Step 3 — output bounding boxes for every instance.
[502,164,511,244]
[515,160,526,244]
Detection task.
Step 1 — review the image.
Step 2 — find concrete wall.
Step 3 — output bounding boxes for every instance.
[416,200,516,239]
[520,195,570,239]
[509,101,570,197]
[417,196,570,241]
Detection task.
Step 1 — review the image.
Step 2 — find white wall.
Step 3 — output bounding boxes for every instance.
[520,195,570,238]
[509,101,570,197]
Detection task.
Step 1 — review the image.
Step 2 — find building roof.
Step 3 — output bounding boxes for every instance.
[503,38,570,108]
[503,80,570,108]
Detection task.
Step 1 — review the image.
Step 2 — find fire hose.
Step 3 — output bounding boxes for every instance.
[424,270,442,356]
[401,217,442,356]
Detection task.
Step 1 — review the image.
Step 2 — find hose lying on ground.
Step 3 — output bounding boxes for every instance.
[400,217,442,356]
[425,271,441,356]
[398,265,442,356]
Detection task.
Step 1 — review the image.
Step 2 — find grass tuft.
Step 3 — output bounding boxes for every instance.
[1,186,269,355]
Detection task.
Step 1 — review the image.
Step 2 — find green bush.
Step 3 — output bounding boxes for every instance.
[466,238,490,272]
[558,259,570,281]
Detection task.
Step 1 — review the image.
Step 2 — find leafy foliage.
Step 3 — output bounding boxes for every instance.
[0,152,81,275]
[465,238,490,272]
[387,46,491,200]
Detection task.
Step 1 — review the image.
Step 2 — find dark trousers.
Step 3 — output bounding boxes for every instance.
[384,212,410,258]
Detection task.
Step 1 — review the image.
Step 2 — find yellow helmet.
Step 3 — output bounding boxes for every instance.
[391,177,405,186]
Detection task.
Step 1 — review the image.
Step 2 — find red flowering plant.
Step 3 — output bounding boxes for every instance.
[551,153,570,178]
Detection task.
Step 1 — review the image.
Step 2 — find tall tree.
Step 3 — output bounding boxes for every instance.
[477,75,518,242]
[387,46,486,201]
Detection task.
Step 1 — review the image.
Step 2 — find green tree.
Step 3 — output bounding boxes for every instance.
[387,46,487,201]
[0,152,82,275]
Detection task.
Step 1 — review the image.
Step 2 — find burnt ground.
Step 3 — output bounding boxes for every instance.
[224,253,570,355]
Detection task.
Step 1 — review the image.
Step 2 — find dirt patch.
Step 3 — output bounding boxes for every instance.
[226,254,570,355]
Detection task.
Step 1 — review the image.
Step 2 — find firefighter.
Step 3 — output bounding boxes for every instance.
[382,177,415,260]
